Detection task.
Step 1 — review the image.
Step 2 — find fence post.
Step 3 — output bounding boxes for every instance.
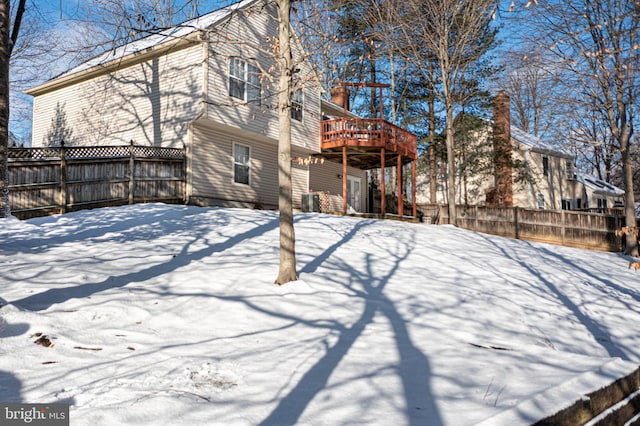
[59,141,67,214]
[475,205,478,232]
[561,209,566,245]
[514,207,519,240]
[128,140,135,204]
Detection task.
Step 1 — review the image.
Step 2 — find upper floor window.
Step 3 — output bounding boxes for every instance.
[566,159,574,178]
[291,89,303,121]
[537,193,545,209]
[233,143,250,185]
[542,156,549,177]
[229,58,261,106]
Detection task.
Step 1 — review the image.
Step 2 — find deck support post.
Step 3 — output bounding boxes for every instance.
[412,160,417,218]
[380,148,385,215]
[397,154,403,217]
[342,145,348,214]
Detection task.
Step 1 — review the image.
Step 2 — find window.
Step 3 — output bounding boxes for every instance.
[233,144,250,185]
[229,58,261,106]
[566,160,574,179]
[537,193,545,209]
[562,199,572,210]
[542,156,549,177]
[597,198,608,209]
[291,89,303,121]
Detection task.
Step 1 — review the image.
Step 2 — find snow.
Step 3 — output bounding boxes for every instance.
[1,203,639,426]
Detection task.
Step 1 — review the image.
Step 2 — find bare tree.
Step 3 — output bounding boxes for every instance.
[526,0,639,255]
[495,44,566,141]
[275,0,297,284]
[402,0,499,224]
[1,0,26,218]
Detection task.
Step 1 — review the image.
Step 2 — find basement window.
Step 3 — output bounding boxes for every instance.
[233,143,250,185]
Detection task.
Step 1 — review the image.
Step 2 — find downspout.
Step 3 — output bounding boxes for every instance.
[185,31,209,204]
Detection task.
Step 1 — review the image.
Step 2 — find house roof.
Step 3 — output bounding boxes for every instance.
[511,126,572,158]
[320,99,360,119]
[575,173,625,196]
[26,0,259,95]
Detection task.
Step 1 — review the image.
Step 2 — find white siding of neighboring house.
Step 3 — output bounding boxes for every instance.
[309,161,368,212]
[31,44,204,148]
[416,126,575,210]
[566,175,624,210]
[512,148,572,210]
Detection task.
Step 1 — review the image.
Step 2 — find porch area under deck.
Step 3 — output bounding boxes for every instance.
[320,116,418,218]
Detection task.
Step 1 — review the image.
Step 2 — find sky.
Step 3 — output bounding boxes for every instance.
[1,203,639,425]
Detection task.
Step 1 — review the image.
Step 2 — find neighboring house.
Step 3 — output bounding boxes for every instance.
[26,0,417,215]
[571,173,624,210]
[417,93,623,212]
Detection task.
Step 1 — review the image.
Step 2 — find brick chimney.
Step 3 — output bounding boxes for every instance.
[331,86,350,112]
[486,93,514,207]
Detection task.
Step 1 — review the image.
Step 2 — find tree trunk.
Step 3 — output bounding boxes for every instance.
[0,0,11,218]
[428,69,437,204]
[445,99,457,226]
[621,134,637,256]
[275,0,297,285]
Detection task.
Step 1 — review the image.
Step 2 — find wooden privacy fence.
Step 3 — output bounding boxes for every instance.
[9,142,186,219]
[418,204,627,252]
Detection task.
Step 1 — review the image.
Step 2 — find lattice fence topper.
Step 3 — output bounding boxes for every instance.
[131,146,184,159]
[8,147,60,160]
[65,146,130,159]
[9,144,185,160]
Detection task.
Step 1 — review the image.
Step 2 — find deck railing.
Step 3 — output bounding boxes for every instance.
[321,118,418,159]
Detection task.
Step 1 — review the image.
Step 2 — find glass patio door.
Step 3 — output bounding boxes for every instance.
[347,175,362,212]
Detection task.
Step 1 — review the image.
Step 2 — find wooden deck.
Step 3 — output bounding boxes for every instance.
[320,118,418,170]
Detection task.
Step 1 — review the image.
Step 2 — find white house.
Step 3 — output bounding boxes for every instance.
[26,0,417,215]
[417,93,623,212]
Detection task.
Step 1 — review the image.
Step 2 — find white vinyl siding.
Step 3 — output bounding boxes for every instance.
[291,154,308,210]
[31,44,203,148]
[204,1,321,153]
[309,161,367,212]
[191,122,279,208]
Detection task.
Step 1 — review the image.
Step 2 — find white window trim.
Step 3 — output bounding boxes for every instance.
[228,57,261,106]
[291,88,303,122]
[233,143,251,186]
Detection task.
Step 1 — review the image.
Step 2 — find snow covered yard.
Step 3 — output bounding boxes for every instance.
[1,203,639,425]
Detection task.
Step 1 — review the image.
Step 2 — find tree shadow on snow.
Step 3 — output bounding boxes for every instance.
[12,216,279,311]
[0,370,23,403]
[259,220,443,426]
[478,234,632,361]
